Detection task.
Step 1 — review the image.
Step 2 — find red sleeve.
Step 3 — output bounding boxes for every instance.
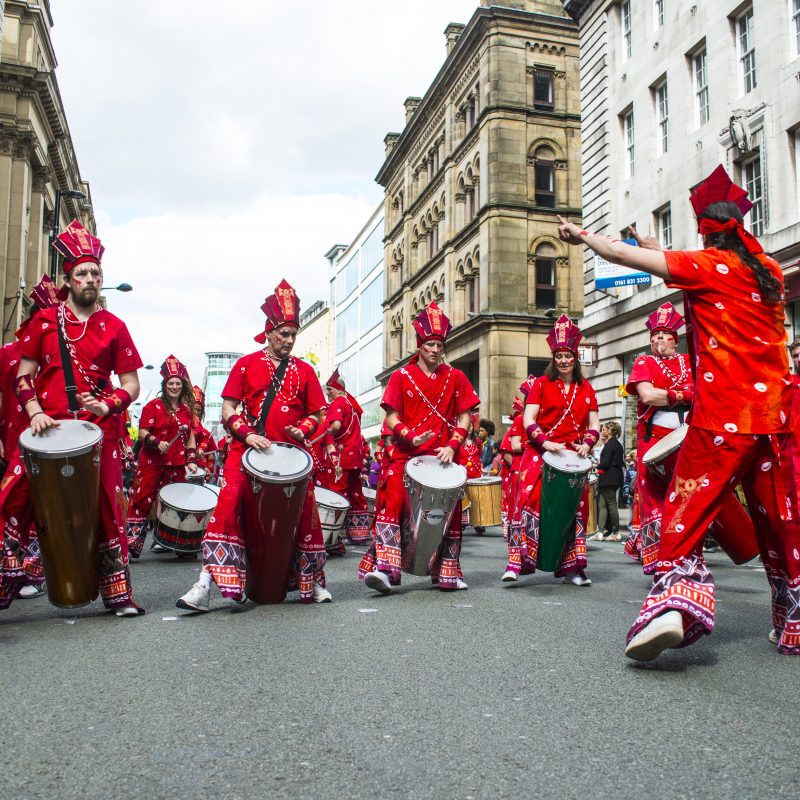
[381,370,405,414]
[585,381,599,413]
[454,369,480,415]
[626,355,655,394]
[111,319,143,374]
[527,376,546,406]
[140,398,163,429]
[18,314,45,363]
[221,355,248,400]
[300,361,326,415]
[0,346,9,381]
[325,396,347,426]
[664,250,712,291]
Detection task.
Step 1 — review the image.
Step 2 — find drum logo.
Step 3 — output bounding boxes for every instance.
[284,485,296,498]
[421,508,446,525]
[61,465,75,478]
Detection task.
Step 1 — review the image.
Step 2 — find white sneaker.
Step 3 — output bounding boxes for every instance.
[588,532,604,542]
[176,581,211,612]
[501,570,518,582]
[18,584,44,598]
[565,572,592,587]
[115,606,140,617]
[455,578,468,590]
[768,628,778,644]
[625,610,684,662]
[364,570,393,595]
[151,542,169,553]
[312,583,332,603]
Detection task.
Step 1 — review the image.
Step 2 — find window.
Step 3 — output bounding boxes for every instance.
[793,0,800,57]
[359,275,383,337]
[655,80,668,155]
[743,153,764,236]
[534,148,555,208]
[622,109,635,178]
[737,8,756,94]
[654,0,664,28]
[656,205,673,250]
[334,300,359,355]
[361,224,383,274]
[693,48,709,126]
[621,1,632,60]
[533,70,554,110]
[357,336,382,394]
[360,398,383,429]
[534,247,556,309]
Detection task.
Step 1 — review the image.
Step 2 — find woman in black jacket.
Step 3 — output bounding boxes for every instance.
[597,421,624,540]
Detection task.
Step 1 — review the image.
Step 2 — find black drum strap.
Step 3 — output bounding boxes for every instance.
[56,307,81,416]
[255,357,289,435]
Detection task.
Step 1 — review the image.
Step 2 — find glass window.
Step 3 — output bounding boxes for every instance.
[535,160,555,208]
[693,49,709,126]
[737,8,756,94]
[655,81,668,155]
[657,206,672,250]
[334,300,359,355]
[621,1,632,61]
[361,223,384,275]
[360,398,383,429]
[533,70,554,110]
[358,336,382,394]
[654,0,664,28]
[359,274,384,337]
[743,153,764,236]
[534,247,556,309]
[794,0,800,57]
[623,110,635,178]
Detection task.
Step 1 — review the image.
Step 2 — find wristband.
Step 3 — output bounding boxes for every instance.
[392,421,414,446]
[143,433,161,450]
[583,428,599,447]
[297,416,318,438]
[105,388,132,414]
[14,374,37,407]
[185,447,197,465]
[29,411,45,420]
[526,423,548,452]
[666,389,685,407]
[225,413,256,443]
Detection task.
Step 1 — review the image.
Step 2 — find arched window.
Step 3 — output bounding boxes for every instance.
[534,243,557,309]
[534,146,556,208]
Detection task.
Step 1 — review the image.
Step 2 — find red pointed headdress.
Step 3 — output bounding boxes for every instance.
[518,374,536,398]
[30,274,66,309]
[412,301,452,346]
[511,396,524,416]
[546,315,582,355]
[192,385,206,408]
[255,279,301,343]
[690,165,753,219]
[326,367,345,391]
[52,220,104,273]
[160,354,188,381]
[646,302,684,337]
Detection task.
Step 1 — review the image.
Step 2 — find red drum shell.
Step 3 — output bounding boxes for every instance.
[709,493,760,564]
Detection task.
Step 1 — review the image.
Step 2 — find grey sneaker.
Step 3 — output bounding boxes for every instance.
[176,581,211,612]
[312,583,332,603]
[364,571,393,595]
[625,611,684,661]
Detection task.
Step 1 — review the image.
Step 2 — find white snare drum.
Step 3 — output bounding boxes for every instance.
[314,486,350,545]
[154,482,219,553]
[403,456,466,576]
[642,424,688,482]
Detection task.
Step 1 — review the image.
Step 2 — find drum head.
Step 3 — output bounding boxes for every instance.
[405,455,467,490]
[242,442,313,483]
[542,450,592,474]
[363,487,376,500]
[466,477,502,486]
[204,482,221,496]
[643,425,688,466]
[19,419,102,458]
[314,487,350,508]
[158,482,219,513]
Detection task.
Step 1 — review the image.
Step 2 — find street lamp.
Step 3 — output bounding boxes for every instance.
[49,189,88,279]
[105,283,133,292]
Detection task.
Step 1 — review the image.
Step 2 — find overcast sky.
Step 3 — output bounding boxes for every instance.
[49,0,479,402]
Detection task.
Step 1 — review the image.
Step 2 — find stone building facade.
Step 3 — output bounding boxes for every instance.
[564,0,800,447]
[376,0,583,428]
[0,0,96,343]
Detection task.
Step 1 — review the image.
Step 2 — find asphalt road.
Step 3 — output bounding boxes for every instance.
[2,529,798,800]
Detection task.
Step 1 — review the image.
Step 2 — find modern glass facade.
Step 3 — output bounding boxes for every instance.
[202,351,244,440]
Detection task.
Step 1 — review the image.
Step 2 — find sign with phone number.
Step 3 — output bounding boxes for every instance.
[594,251,651,290]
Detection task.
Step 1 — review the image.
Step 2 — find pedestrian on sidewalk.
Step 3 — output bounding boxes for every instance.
[596,421,624,541]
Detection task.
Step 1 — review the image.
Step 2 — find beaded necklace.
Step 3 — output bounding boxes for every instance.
[260,350,300,402]
[57,304,111,402]
[399,364,454,432]
[654,353,688,388]
[544,378,581,436]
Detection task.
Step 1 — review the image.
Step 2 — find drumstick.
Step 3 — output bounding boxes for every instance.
[165,424,189,447]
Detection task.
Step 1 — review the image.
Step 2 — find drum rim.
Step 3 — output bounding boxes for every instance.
[642,424,688,465]
[157,482,219,513]
[466,477,502,485]
[19,420,103,458]
[313,486,350,507]
[405,455,467,490]
[242,442,313,483]
[542,449,592,473]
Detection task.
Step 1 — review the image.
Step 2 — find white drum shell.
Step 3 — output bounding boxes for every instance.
[314,487,350,545]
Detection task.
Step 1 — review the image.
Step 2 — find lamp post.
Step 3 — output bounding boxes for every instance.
[49,189,87,279]
[104,283,133,292]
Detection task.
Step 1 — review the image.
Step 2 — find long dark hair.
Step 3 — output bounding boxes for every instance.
[160,376,196,417]
[701,201,782,304]
[544,354,584,384]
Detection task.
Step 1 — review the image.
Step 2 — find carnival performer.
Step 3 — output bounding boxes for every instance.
[315,369,370,550]
[12,220,143,615]
[191,385,217,476]
[0,275,63,607]
[498,393,526,541]
[177,279,331,611]
[358,302,480,594]
[458,413,483,529]
[557,164,800,659]
[504,318,600,585]
[127,356,199,557]
[622,302,693,573]
[788,340,800,517]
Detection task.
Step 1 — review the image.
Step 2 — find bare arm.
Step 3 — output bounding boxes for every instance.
[435,409,473,465]
[17,357,57,434]
[633,380,669,407]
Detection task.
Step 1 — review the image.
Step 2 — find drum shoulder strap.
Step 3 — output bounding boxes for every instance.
[255,357,290,435]
[56,308,80,415]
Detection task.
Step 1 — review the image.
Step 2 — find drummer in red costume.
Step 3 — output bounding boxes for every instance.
[0,276,63,607]
[177,279,331,611]
[498,387,528,541]
[315,368,370,548]
[191,385,217,476]
[504,318,599,585]
[11,220,143,616]
[623,303,693,573]
[358,302,479,594]
[788,341,800,517]
[458,413,483,528]
[127,355,199,557]
[558,164,800,659]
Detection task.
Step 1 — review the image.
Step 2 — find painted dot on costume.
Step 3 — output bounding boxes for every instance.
[758,505,766,515]
[692,263,699,269]
[703,372,714,382]
[715,302,725,310]
[532,457,539,463]
[751,293,762,303]
[713,436,724,446]
[13,465,20,475]
[754,383,767,393]
[669,492,676,502]
[702,478,710,487]
[281,405,289,413]
[761,461,772,472]
[709,337,718,348]
[715,264,729,274]
[112,450,117,458]
[675,524,685,532]
[724,423,738,433]
[793,549,799,560]
[10,516,17,526]
[780,410,787,424]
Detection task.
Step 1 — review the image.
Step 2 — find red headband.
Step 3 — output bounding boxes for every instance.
[698,217,763,256]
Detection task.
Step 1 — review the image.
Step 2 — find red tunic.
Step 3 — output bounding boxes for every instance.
[19,306,142,436]
[626,353,693,431]
[221,353,325,442]
[525,375,598,446]
[664,248,790,433]
[381,362,480,454]
[0,341,27,457]
[138,398,193,466]
[457,438,482,479]
[323,394,363,470]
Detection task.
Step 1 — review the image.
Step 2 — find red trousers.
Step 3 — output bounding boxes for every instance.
[628,427,800,655]
[127,462,184,557]
[201,441,326,603]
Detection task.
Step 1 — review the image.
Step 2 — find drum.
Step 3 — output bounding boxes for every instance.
[185,466,206,485]
[586,473,598,538]
[465,477,502,527]
[314,487,350,545]
[154,483,219,553]
[242,442,313,604]
[539,450,592,572]
[204,482,221,496]
[402,456,466,576]
[363,486,377,529]
[643,425,687,485]
[19,420,103,608]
